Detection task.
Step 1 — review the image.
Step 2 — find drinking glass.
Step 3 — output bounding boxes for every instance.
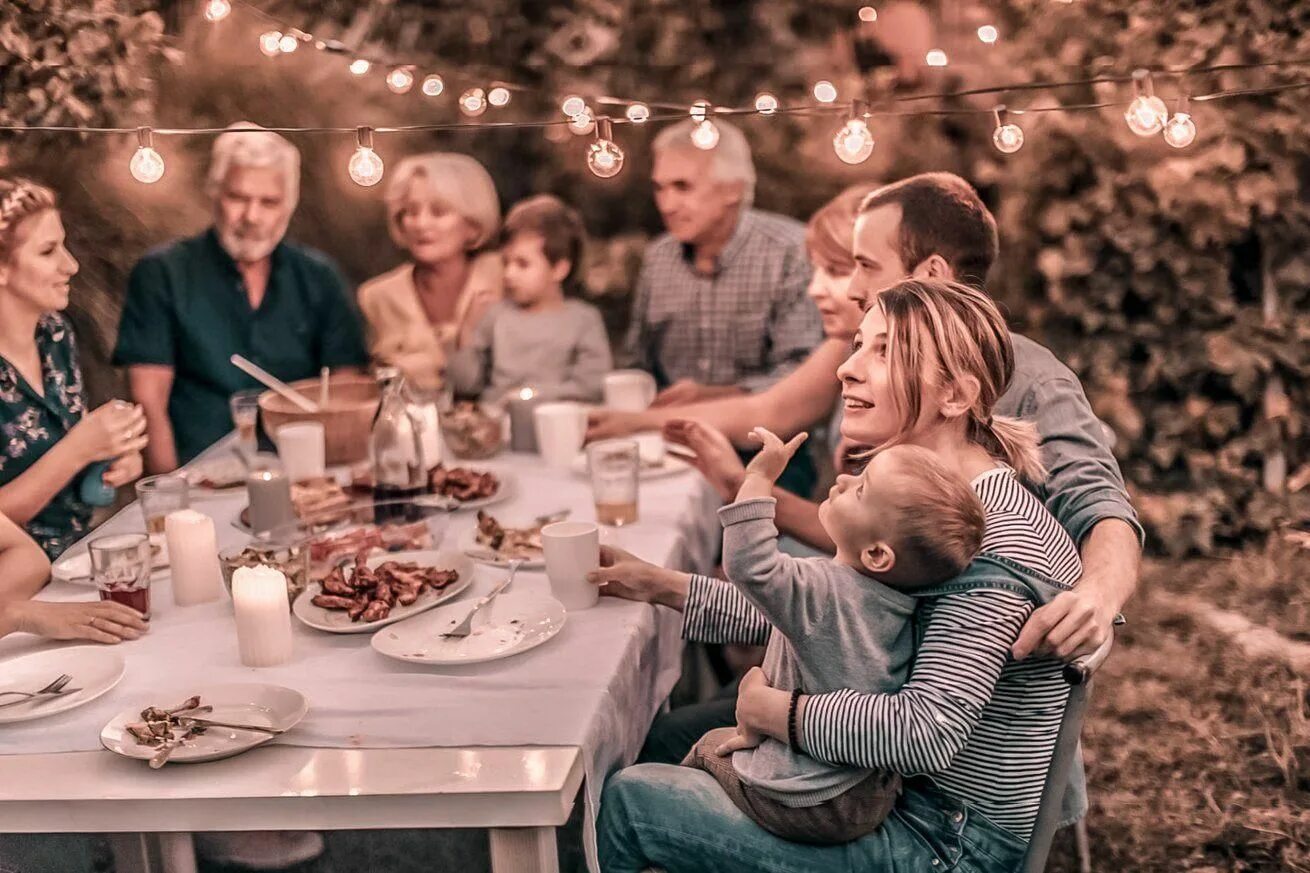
[89,533,153,618]
[229,389,262,457]
[135,474,189,536]
[587,439,639,526]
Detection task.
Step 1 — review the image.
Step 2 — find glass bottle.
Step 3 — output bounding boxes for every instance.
[370,367,427,521]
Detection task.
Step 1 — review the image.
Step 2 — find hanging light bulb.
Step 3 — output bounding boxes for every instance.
[386,67,414,94]
[925,49,948,67]
[813,81,838,104]
[488,86,511,107]
[278,34,299,53]
[690,101,712,122]
[129,127,165,184]
[691,120,720,150]
[348,127,384,187]
[755,92,779,116]
[459,88,488,116]
[977,25,999,44]
[832,102,874,164]
[587,118,625,179]
[1163,94,1197,148]
[421,74,444,97]
[259,31,282,57]
[568,107,596,135]
[858,6,877,22]
[1124,69,1168,137]
[203,0,231,22]
[349,58,370,76]
[991,105,1025,154]
[561,95,587,118]
[625,103,650,124]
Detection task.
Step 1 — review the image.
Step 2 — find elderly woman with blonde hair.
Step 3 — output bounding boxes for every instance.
[358,152,504,389]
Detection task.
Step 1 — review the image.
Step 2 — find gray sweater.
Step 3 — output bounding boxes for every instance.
[719,497,918,807]
[446,299,612,403]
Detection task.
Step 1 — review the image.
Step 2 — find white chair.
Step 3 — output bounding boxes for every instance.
[1020,633,1115,873]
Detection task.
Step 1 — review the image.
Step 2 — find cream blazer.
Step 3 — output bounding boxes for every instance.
[357,253,503,390]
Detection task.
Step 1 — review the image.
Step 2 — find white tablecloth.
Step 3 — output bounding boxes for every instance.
[0,446,723,870]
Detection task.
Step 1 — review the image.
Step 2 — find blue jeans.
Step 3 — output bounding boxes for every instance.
[597,766,1026,873]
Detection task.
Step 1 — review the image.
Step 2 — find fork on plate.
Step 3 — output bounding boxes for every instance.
[0,674,77,709]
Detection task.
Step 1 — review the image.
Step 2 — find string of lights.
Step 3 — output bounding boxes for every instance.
[4,0,1307,184]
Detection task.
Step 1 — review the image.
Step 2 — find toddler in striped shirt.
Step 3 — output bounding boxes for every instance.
[683,428,986,844]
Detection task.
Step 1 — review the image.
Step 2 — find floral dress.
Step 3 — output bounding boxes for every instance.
[0,313,90,559]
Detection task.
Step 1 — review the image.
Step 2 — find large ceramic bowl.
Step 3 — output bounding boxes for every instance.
[258,374,380,466]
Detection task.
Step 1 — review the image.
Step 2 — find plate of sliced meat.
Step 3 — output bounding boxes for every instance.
[291,549,475,634]
[421,465,512,511]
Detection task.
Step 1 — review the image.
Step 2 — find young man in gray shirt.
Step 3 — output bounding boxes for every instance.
[683,429,987,844]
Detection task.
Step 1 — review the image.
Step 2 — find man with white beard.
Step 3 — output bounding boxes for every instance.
[115,122,368,473]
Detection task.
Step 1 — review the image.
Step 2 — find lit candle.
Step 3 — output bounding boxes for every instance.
[164,509,223,606]
[508,386,542,453]
[246,468,295,535]
[231,565,294,667]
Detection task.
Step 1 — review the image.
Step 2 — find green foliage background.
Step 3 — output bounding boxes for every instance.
[1,0,1306,552]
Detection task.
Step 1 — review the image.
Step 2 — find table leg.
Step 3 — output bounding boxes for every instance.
[488,827,560,873]
[108,833,156,873]
[157,832,198,873]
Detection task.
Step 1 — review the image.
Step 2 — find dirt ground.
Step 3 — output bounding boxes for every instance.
[1047,542,1310,873]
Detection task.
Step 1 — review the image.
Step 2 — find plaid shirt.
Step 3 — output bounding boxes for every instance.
[622,209,822,393]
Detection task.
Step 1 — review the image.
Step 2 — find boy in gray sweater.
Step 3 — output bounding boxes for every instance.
[446,194,611,404]
[683,428,986,844]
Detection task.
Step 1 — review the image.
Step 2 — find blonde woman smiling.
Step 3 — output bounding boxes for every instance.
[358,152,504,389]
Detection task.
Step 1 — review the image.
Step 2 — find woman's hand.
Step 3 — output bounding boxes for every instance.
[68,401,148,464]
[664,419,746,502]
[103,452,144,488]
[585,545,690,610]
[586,409,650,442]
[6,599,147,644]
[716,666,796,754]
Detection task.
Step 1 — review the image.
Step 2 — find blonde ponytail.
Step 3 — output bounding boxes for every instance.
[970,414,1045,484]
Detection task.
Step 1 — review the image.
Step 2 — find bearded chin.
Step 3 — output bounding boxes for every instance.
[217,217,290,263]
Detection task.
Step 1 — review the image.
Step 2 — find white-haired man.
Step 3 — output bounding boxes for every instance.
[115,123,368,472]
[624,117,822,493]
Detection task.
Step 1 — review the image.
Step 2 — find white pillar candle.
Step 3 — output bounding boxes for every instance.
[414,403,443,472]
[231,565,294,667]
[276,423,326,483]
[247,468,295,535]
[164,509,223,606]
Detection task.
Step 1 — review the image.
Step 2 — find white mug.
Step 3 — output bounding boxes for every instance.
[633,432,665,466]
[533,402,588,468]
[604,370,658,412]
[541,521,600,611]
[276,423,326,483]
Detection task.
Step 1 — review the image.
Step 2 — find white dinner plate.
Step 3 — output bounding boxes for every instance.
[371,590,567,666]
[458,523,546,570]
[569,454,693,481]
[291,550,475,634]
[419,470,516,512]
[183,455,248,491]
[100,682,307,765]
[51,540,171,586]
[0,647,126,725]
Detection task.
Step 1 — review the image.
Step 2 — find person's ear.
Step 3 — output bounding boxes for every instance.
[861,542,896,575]
[937,374,981,421]
[910,253,954,281]
[550,258,572,285]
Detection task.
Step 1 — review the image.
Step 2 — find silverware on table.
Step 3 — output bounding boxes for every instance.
[534,509,571,526]
[0,674,75,709]
[441,560,522,638]
[179,717,283,735]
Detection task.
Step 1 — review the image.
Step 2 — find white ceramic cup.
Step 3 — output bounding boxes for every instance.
[534,402,588,468]
[604,370,658,411]
[541,521,600,611]
[276,422,326,483]
[633,432,665,466]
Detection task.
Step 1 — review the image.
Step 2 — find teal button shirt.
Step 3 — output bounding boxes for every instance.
[113,229,369,463]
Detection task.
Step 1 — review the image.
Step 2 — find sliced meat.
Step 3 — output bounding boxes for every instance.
[312,594,358,610]
[320,566,354,596]
[360,600,390,622]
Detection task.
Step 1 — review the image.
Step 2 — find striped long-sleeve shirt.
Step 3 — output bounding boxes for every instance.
[682,466,1082,840]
